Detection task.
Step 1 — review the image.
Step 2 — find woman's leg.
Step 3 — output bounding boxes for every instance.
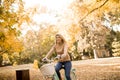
[55,62,62,80]
[64,61,72,80]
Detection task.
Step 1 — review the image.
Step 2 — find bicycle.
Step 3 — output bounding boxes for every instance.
[39,58,77,80]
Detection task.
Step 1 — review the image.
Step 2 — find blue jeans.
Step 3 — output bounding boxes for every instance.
[55,61,72,80]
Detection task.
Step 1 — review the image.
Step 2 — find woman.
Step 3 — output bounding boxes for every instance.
[43,34,72,80]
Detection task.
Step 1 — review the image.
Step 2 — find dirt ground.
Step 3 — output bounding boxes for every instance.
[0,57,120,80]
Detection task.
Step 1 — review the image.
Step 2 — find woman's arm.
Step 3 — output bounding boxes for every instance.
[45,45,55,58]
[61,43,68,59]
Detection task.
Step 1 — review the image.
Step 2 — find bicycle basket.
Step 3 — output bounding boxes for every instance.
[40,63,55,76]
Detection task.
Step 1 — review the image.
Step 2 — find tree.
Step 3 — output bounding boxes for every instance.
[20,25,58,63]
[67,0,120,59]
[112,38,120,56]
[0,0,30,65]
[110,31,120,57]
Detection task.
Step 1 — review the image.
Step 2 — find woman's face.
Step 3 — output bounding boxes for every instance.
[56,35,63,44]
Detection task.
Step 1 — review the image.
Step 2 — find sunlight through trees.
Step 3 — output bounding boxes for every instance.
[0,0,120,65]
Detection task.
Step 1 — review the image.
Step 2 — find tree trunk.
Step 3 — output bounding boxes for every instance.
[93,49,98,59]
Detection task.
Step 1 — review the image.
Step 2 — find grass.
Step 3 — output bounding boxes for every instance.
[0,57,120,80]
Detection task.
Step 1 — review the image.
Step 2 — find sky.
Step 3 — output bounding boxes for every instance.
[20,0,120,36]
[24,0,74,24]
[20,0,75,37]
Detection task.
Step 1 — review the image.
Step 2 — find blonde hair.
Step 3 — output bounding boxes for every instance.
[55,34,66,44]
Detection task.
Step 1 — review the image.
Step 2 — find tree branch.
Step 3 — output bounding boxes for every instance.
[80,0,109,22]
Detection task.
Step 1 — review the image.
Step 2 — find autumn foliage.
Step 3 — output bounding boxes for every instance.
[0,0,120,66]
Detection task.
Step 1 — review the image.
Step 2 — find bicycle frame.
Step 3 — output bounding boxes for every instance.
[40,59,77,80]
[53,68,77,80]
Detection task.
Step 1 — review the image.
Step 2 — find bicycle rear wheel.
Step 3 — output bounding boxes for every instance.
[52,73,59,80]
[64,68,77,80]
[70,69,77,80]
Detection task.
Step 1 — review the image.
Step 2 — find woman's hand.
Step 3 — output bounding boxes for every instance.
[42,57,48,62]
[55,55,61,59]
[54,55,63,62]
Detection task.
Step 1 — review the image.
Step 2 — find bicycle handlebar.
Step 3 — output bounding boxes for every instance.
[42,58,53,63]
[42,56,60,63]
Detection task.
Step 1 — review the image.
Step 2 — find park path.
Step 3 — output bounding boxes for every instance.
[0,57,120,80]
